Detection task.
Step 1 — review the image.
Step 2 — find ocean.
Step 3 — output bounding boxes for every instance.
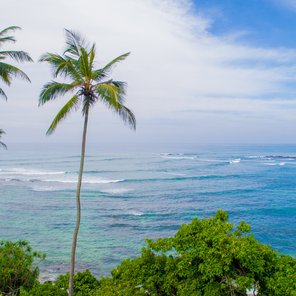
[0,143,296,280]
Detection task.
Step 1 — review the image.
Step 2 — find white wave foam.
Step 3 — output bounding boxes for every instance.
[31,186,63,192]
[128,210,144,216]
[0,167,123,185]
[0,168,65,175]
[264,162,286,166]
[160,153,196,160]
[229,158,241,164]
[102,188,131,194]
[42,178,124,184]
[162,155,196,160]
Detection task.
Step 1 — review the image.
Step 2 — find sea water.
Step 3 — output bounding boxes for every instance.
[0,143,295,280]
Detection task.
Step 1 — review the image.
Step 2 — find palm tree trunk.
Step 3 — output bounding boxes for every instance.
[68,104,89,296]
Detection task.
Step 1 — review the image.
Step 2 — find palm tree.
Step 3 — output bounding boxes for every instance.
[0,129,7,149]
[0,26,32,150]
[39,29,136,296]
[0,26,32,100]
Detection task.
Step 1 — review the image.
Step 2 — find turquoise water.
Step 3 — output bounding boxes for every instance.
[0,144,296,279]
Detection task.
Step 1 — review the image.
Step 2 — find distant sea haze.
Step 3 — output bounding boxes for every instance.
[0,144,295,280]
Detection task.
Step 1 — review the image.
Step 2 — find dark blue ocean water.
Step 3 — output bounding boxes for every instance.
[0,144,295,280]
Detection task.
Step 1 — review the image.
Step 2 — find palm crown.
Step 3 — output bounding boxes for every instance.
[0,26,33,100]
[39,29,136,134]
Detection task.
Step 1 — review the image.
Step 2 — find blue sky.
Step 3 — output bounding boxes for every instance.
[194,0,296,47]
[2,0,296,147]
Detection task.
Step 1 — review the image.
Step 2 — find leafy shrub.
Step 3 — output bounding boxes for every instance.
[20,282,67,296]
[56,269,100,296]
[0,240,45,295]
[96,210,296,296]
[266,255,296,295]
[20,269,99,296]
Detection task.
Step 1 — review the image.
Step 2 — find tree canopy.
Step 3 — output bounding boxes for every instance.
[0,240,45,296]
[39,29,136,135]
[97,210,296,296]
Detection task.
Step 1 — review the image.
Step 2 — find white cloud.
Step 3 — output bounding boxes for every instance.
[1,0,296,146]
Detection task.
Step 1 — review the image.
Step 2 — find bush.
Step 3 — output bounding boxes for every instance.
[96,210,296,296]
[20,282,67,296]
[21,269,100,296]
[266,255,296,295]
[55,269,100,296]
[0,240,45,295]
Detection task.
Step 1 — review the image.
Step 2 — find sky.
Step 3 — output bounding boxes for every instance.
[2,0,296,148]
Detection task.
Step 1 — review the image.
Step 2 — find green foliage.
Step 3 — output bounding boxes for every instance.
[20,270,100,296]
[20,282,67,296]
[55,269,100,296]
[0,26,32,101]
[96,210,296,296]
[0,240,45,295]
[4,212,296,295]
[39,29,136,135]
[266,255,296,295]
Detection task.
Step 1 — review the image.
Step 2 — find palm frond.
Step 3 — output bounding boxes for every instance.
[0,88,8,100]
[89,44,96,68]
[64,29,88,58]
[46,94,80,135]
[0,26,21,37]
[0,36,16,45]
[95,83,120,109]
[111,80,127,98]
[0,62,31,84]
[78,47,91,78]
[0,27,31,97]
[39,81,79,106]
[100,94,136,130]
[97,80,127,101]
[0,50,33,62]
[0,141,7,149]
[0,64,10,84]
[39,53,82,80]
[117,105,136,130]
[93,52,130,82]
[0,27,21,47]
[0,129,7,149]
[95,82,136,130]
[102,52,130,72]
[92,69,107,81]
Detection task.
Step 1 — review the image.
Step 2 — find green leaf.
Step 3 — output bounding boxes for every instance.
[39,81,79,105]
[0,50,33,62]
[0,88,8,100]
[93,52,130,82]
[46,94,80,135]
[0,61,31,84]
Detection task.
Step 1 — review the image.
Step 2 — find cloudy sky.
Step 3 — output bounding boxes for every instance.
[2,0,296,148]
